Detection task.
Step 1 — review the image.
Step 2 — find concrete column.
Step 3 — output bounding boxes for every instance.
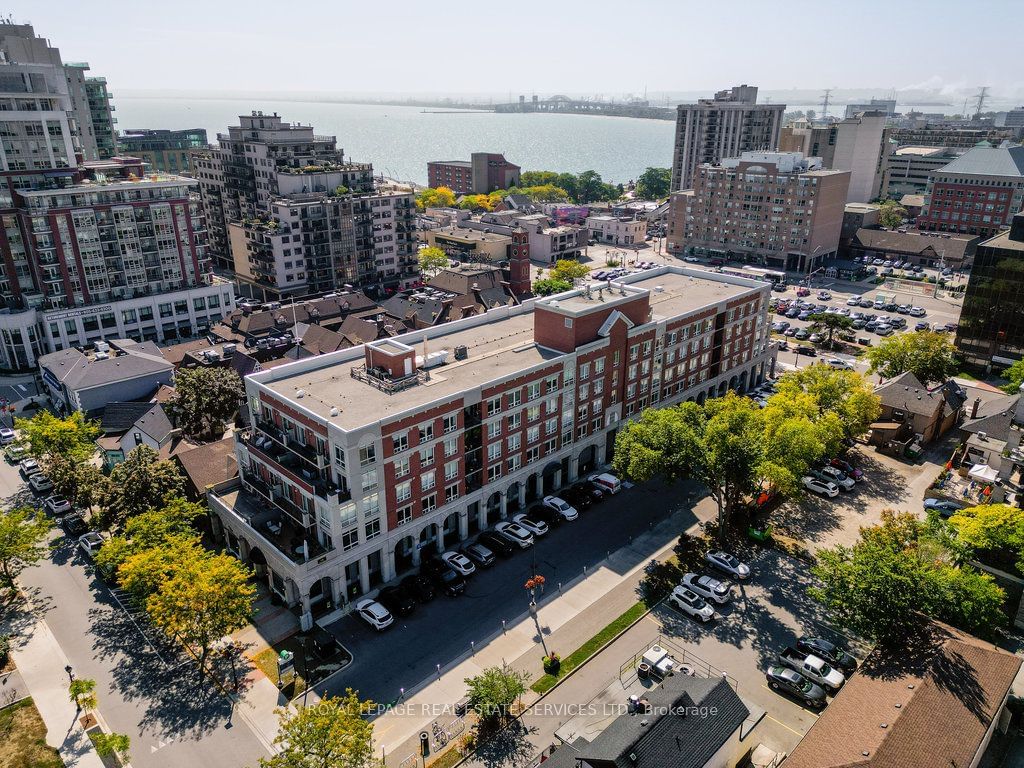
[330,576,344,607]
[478,505,488,530]
[436,525,445,552]
[553,469,563,490]
[517,484,527,509]
[499,494,508,520]
[383,547,396,582]
[568,458,578,483]
[299,594,313,632]
[358,556,371,595]
[596,443,607,466]
[411,543,422,567]
[458,511,469,540]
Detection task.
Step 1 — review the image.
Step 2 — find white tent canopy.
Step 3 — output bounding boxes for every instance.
[968,463,1000,484]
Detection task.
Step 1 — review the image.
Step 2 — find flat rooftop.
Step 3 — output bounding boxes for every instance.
[432,226,511,243]
[258,269,755,431]
[980,229,1024,253]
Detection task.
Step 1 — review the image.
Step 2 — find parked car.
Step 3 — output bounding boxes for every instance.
[909,306,926,317]
[803,475,839,498]
[705,550,750,580]
[460,542,496,568]
[512,514,549,537]
[825,358,854,371]
[794,329,810,340]
[354,598,395,631]
[681,572,731,604]
[846,297,860,306]
[669,586,714,622]
[924,498,966,518]
[817,291,832,301]
[778,646,845,692]
[795,346,817,357]
[401,574,436,602]
[441,550,477,576]
[682,256,700,263]
[915,321,930,331]
[541,495,579,521]
[62,513,88,539]
[815,466,855,491]
[477,530,516,557]
[0,427,15,445]
[797,636,858,674]
[29,473,53,493]
[494,521,534,548]
[377,586,416,617]
[765,665,827,708]
[422,558,467,596]
[829,458,863,482]
[896,304,911,314]
[809,333,824,344]
[576,482,606,503]
[559,487,592,512]
[588,472,622,495]
[78,531,106,559]
[44,496,72,516]
[19,458,39,478]
[4,445,27,463]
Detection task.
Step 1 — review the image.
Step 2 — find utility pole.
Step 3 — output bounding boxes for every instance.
[973,87,989,121]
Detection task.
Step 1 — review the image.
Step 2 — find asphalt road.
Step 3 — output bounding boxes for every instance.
[320,478,703,707]
[3,456,270,768]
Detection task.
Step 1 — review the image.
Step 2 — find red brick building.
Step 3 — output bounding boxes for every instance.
[427,152,521,195]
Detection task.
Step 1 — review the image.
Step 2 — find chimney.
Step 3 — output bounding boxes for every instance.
[971,397,981,419]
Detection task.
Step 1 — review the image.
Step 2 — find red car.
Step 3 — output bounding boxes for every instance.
[829,458,864,482]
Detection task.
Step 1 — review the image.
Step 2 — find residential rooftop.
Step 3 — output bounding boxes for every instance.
[253,268,757,431]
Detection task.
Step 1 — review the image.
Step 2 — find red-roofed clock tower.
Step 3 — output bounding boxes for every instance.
[509,226,531,298]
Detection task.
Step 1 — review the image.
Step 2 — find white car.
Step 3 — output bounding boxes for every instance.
[495,521,534,548]
[681,572,731,604]
[683,256,700,263]
[512,514,548,537]
[909,306,926,317]
[44,496,72,516]
[0,427,15,445]
[669,586,714,622]
[29,473,53,493]
[826,358,854,371]
[817,465,855,491]
[803,475,839,498]
[588,472,622,494]
[846,297,860,306]
[441,551,476,577]
[78,531,105,558]
[354,598,394,631]
[705,550,751,580]
[19,458,39,477]
[541,496,578,521]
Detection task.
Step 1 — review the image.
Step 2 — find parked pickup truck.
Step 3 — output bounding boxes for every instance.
[777,646,845,692]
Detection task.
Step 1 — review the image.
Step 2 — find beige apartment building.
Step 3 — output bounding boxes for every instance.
[667,152,850,273]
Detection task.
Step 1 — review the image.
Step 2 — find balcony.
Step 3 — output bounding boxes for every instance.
[241,428,348,503]
[214,486,332,566]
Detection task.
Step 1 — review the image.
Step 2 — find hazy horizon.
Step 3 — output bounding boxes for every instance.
[7,0,1023,104]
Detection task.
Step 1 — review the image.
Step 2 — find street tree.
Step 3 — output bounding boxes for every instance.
[69,677,98,712]
[810,511,1005,642]
[550,259,590,283]
[144,549,255,677]
[417,246,449,276]
[90,733,131,764]
[100,446,186,530]
[414,186,456,211]
[260,689,375,768]
[864,330,959,385]
[947,503,1024,570]
[465,663,530,725]
[520,171,560,187]
[116,534,204,601]
[1001,358,1024,393]
[878,199,908,229]
[759,391,843,494]
[169,367,245,442]
[807,312,854,348]
[15,410,100,463]
[531,278,572,297]
[775,366,880,439]
[635,167,671,200]
[0,507,50,589]
[46,455,109,513]
[97,497,205,583]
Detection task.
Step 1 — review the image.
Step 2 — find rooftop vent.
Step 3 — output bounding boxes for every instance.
[330,406,339,417]
[295,389,305,398]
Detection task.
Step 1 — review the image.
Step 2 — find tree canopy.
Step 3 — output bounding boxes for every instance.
[169,367,245,442]
[518,170,621,204]
[878,199,908,229]
[505,184,570,202]
[810,511,1005,642]
[863,330,959,385]
[415,186,456,211]
[635,167,671,200]
[532,278,572,297]
[775,366,880,439]
[15,410,100,463]
[1001,358,1024,393]
[550,259,590,282]
[0,507,50,588]
[417,246,449,276]
[100,446,186,531]
[807,312,854,348]
[465,663,530,724]
[260,689,376,768]
[947,503,1024,572]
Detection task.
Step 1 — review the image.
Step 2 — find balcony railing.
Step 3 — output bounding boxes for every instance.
[219,485,332,566]
[241,428,348,503]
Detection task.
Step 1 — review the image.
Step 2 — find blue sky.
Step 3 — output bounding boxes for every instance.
[8,0,1022,99]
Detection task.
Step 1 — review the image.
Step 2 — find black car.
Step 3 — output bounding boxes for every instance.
[795,345,817,357]
[460,542,495,568]
[797,636,857,674]
[62,514,88,538]
[529,505,560,527]
[378,586,416,617]
[305,626,341,660]
[401,574,435,603]
[422,558,466,597]
[765,665,827,708]
[561,487,593,512]
[477,530,515,558]
[579,482,606,503]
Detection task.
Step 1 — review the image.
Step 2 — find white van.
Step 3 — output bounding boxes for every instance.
[588,472,622,495]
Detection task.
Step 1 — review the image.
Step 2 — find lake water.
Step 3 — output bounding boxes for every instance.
[114,97,676,186]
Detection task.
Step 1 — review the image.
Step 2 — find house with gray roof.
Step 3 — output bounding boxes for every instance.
[869,372,967,456]
[39,339,175,415]
[96,401,182,468]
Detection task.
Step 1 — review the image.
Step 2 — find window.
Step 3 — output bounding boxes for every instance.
[445,484,460,503]
[545,438,558,453]
[579,362,590,380]
[487,396,502,416]
[396,505,413,526]
[579,383,589,399]
[527,405,540,422]
[445,460,459,481]
[341,529,359,552]
[422,494,437,513]
[642,340,652,356]
[365,518,381,540]
[334,446,346,469]
[546,397,559,414]
[421,470,435,490]
[419,423,434,442]
[488,421,501,439]
[359,444,376,466]
[508,390,522,408]
[394,458,410,478]
[613,350,621,366]
[419,446,433,466]
[527,381,541,400]
[526,446,540,463]
[361,469,378,492]
[396,481,412,502]
[507,434,521,452]
[545,374,559,392]
[594,379,604,395]
[443,437,457,457]
[443,414,458,433]
[507,454,522,473]
[630,344,639,361]
[595,358,605,375]
[392,434,408,452]
[546,417,558,435]
[488,443,501,462]
[507,412,521,430]
[527,426,540,444]
[488,465,502,481]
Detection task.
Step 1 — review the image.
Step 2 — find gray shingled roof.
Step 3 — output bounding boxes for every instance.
[40,345,172,390]
[935,145,1024,178]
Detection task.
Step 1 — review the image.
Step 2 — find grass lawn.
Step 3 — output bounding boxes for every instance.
[428,745,466,768]
[252,646,308,697]
[955,369,981,382]
[0,698,63,768]
[530,601,648,694]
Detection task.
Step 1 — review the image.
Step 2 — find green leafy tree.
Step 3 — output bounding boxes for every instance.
[415,186,456,211]
[417,246,449,276]
[90,733,131,763]
[532,278,572,297]
[948,503,1024,571]
[864,330,959,384]
[635,167,671,200]
[465,663,530,725]
[807,312,854,348]
[260,689,376,768]
[517,184,570,202]
[15,410,100,463]
[550,259,590,282]
[520,171,560,187]
[100,446,186,531]
[1001,358,1024,393]
[97,497,204,584]
[69,678,98,712]
[169,367,245,441]
[555,173,580,202]
[576,170,619,203]
[810,511,1005,642]
[760,391,843,494]
[878,199,908,229]
[0,507,50,588]
[775,366,880,439]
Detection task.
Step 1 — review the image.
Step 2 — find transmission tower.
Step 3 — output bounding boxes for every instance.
[973,87,990,120]
[820,89,832,119]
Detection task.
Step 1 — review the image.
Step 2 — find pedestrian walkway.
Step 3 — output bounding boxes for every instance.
[2,594,106,768]
[379,495,719,767]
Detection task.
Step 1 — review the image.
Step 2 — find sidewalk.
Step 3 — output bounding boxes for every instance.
[379,494,719,766]
[3,594,106,768]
